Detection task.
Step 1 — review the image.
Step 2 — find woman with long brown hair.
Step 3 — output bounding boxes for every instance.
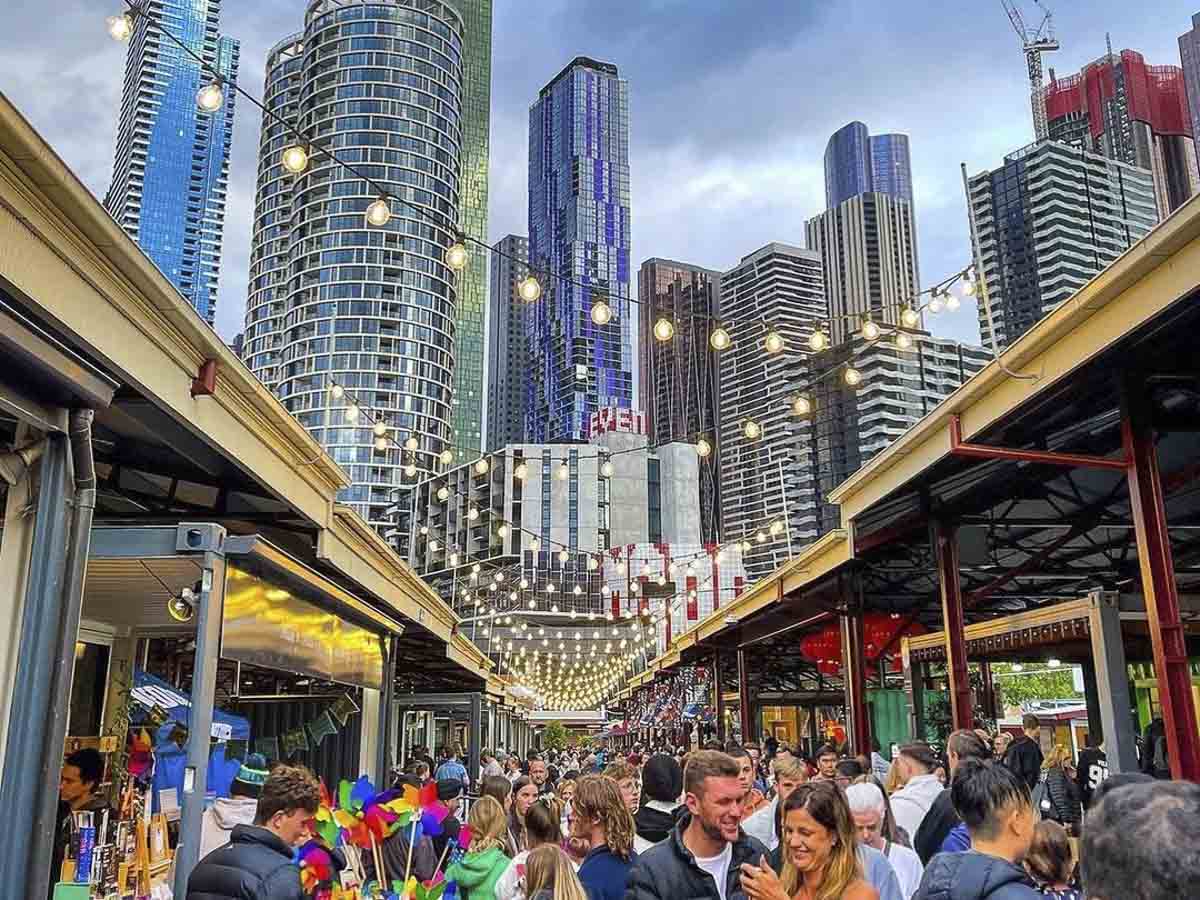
[570,774,637,900]
[495,797,566,899]
[740,782,877,900]
[524,845,590,900]
[510,775,539,854]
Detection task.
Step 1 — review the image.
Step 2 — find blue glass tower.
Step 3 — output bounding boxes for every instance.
[824,121,912,208]
[527,57,632,442]
[105,0,239,328]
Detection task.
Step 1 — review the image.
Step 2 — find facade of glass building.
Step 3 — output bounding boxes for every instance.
[105,0,239,327]
[824,121,913,208]
[967,140,1158,351]
[1181,14,1200,181]
[526,57,632,442]
[244,0,482,531]
[485,234,530,451]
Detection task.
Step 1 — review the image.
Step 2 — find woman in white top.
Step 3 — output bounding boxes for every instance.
[495,797,571,900]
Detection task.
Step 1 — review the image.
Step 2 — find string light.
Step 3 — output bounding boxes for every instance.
[709,325,732,351]
[860,318,881,342]
[591,298,613,325]
[372,420,388,437]
[556,461,570,481]
[844,366,863,387]
[743,419,762,440]
[928,292,944,314]
[945,292,961,312]
[696,437,712,458]
[517,275,542,302]
[793,395,812,416]
[445,241,469,272]
[901,306,920,328]
[405,436,419,451]
[601,459,615,478]
[474,457,490,475]
[896,331,914,351]
[514,461,529,480]
[808,328,829,352]
[404,463,417,477]
[330,384,344,400]
[196,80,224,112]
[365,197,391,227]
[764,328,786,355]
[439,448,454,466]
[107,12,134,42]
[344,403,360,423]
[437,485,450,501]
[653,318,675,341]
[281,144,310,174]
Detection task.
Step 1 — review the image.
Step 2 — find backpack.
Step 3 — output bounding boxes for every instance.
[1032,774,1063,822]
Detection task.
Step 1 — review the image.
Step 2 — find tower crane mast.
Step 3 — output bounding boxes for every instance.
[1000,0,1061,140]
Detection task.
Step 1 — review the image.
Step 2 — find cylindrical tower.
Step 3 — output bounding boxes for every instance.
[247,1,466,529]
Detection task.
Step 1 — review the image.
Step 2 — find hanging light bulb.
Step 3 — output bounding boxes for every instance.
[497,523,509,538]
[445,240,469,271]
[373,436,388,452]
[573,584,583,595]
[928,291,945,314]
[696,437,712,458]
[439,448,454,466]
[330,383,344,400]
[365,196,392,226]
[344,403,360,423]
[281,144,310,174]
[556,461,570,481]
[896,331,914,351]
[591,298,613,325]
[901,306,920,328]
[756,530,767,544]
[404,462,417,477]
[587,556,598,571]
[600,459,615,478]
[467,506,479,521]
[793,395,812,417]
[474,457,490,475]
[843,366,863,387]
[769,521,784,536]
[430,539,440,552]
[559,549,570,564]
[653,318,675,341]
[520,577,529,589]
[945,292,961,311]
[740,539,752,553]
[530,538,541,551]
[514,461,529,481]
[436,485,450,502]
[743,419,762,440]
[196,80,224,112]
[107,11,135,42]
[517,275,542,302]
[807,328,829,352]
[861,318,881,342]
[709,325,732,351]
[372,420,388,438]
[963,272,978,296]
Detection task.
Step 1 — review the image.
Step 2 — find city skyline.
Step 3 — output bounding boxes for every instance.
[2,0,1190,352]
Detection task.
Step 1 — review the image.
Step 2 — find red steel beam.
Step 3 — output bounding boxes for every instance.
[713,648,727,745]
[1123,410,1200,780]
[935,520,974,731]
[949,415,1129,471]
[737,647,753,745]
[965,526,1083,609]
[841,612,872,755]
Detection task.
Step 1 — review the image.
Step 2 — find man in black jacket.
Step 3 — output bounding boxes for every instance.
[1001,715,1043,791]
[634,753,682,850]
[915,730,991,863]
[624,750,767,900]
[187,765,321,900]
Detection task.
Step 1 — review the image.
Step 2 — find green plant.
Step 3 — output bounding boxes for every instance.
[542,720,568,751]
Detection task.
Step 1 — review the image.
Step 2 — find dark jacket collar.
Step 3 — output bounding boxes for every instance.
[229,823,293,857]
[669,813,763,868]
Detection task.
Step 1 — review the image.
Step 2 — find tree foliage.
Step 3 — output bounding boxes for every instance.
[992,663,1082,709]
[542,720,569,750]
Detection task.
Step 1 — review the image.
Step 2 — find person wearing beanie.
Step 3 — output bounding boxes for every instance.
[634,754,682,853]
[432,778,465,862]
[199,753,268,859]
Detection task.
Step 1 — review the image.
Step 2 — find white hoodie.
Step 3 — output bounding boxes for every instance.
[889,773,944,839]
[199,796,259,859]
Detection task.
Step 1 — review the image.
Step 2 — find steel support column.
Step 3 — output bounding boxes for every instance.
[935,520,973,731]
[375,635,397,786]
[841,611,871,755]
[468,693,482,790]
[979,661,998,723]
[736,648,753,745]
[1123,403,1200,780]
[1086,592,1140,774]
[713,649,727,745]
[173,543,227,898]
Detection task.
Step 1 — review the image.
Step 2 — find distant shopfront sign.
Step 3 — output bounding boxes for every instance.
[588,407,646,438]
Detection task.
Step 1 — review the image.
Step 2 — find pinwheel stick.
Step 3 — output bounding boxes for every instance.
[370,833,386,890]
[403,818,418,888]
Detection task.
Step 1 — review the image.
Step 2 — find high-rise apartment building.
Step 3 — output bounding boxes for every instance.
[966,140,1157,351]
[810,335,990,535]
[637,258,722,543]
[486,235,530,451]
[1180,14,1200,180]
[1045,49,1198,215]
[718,243,827,583]
[824,121,913,208]
[105,0,239,327]
[527,57,632,442]
[806,193,921,344]
[243,0,490,531]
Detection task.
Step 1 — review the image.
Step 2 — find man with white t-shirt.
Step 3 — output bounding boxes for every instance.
[625,750,768,900]
[847,782,925,899]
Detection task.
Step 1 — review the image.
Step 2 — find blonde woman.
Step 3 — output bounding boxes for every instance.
[1037,745,1081,831]
[740,782,877,900]
[445,795,511,900]
[524,845,590,900]
[555,778,576,837]
[495,799,565,900]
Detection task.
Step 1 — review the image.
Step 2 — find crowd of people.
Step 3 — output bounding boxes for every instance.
[172,723,1200,899]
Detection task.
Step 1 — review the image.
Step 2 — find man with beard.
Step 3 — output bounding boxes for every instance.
[625,750,767,900]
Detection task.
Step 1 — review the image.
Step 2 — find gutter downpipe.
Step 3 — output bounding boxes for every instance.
[29,409,97,900]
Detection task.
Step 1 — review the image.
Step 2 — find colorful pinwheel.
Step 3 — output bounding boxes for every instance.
[297,840,335,898]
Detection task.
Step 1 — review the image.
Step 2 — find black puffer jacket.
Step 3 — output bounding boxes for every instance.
[913,850,1041,900]
[623,813,767,900]
[633,805,676,845]
[186,824,303,900]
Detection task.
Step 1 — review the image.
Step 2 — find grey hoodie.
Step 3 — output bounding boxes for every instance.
[913,850,1041,900]
[200,797,258,860]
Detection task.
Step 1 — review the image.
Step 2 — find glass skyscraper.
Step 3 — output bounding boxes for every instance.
[105,0,239,328]
[244,0,489,533]
[824,121,912,208]
[526,57,632,442]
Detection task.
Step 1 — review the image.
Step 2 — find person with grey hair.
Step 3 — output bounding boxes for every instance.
[848,782,925,898]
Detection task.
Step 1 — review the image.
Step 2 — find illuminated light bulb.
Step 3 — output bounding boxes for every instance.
[793,395,812,417]
[928,292,944,314]
[419,526,429,536]
[896,331,914,351]
[365,197,391,226]
[601,460,615,478]
[467,506,479,521]
[587,556,598,571]
[843,366,863,388]
[556,461,570,481]
[743,419,762,440]
[763,329,786,355]
[330,383,344,399]
[196,81,224,112]
[474,457,490,475]
[471,563,481,574]
[344,403,360,423]
[519,577,529,589]
[514,462,529,480]
[616,561,626,574]
[740,540,752,553]
[404,463,417,477]
[281,144,310,174]
[439,448,454,466]
[445,241,469,271]
[497,524,509,538]
[861,319,881,342]
[573,585,583,595]
[601,584,611,595]
[591,298,613,325]
[1011,663,1024,673]
[551,603,559,613]
[436,485,450,501]
[374,436,388,452]
[945,293,961,311]
[372,420,388,437]
[756,530,768,544]
[769,521,783,536]
[696,437,712,458]
[530,538,540,551]
[517,275,542,302]
[495,572,506,583]
[902,306,920,328]
[963,275,977,296]
[449,552,459,566]
[653,317,675,341]
[559,549,569,564]
[709,325,732,351]
[546,583,556,593]
[807,328,829,352]
[429,539,440,552]
[107,12,134,42]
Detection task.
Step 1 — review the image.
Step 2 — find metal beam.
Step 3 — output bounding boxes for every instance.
[841,611,871,755]
[949,415,1129,471]
[713,649,727,745]
[935,520,973,731]
[1086,591,1139,773]
[1122,403,1200,780]
[737,648,753,745]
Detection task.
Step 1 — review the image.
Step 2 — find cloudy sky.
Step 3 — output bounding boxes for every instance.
[0,0,1189,346]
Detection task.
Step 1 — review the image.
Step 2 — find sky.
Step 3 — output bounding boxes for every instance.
[0,0,1190,348]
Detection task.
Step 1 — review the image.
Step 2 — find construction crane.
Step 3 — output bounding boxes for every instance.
[1000,0,1060,140]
